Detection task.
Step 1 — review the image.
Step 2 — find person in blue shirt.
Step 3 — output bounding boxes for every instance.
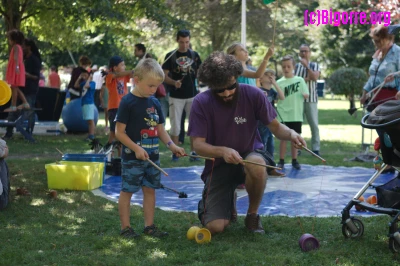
[115,58,185,238]
[75,71,96,141]
[258,69,285,163]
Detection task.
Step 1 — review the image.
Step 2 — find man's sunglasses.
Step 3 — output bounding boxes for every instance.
[214,82,237,93]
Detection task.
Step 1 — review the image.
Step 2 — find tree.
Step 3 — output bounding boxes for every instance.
[326,67,368,108]
[0,0,182,59]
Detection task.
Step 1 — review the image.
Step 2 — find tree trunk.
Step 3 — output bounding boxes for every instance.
[349,94,355,109]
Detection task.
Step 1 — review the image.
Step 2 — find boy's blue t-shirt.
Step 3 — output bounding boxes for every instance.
[115,93,165,161]
[81,81,96,105]
[260,87,278,107]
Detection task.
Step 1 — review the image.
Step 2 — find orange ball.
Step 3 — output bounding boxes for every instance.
[366,195,377,205]
[355,196,365,211]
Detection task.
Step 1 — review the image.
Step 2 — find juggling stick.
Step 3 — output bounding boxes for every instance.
[299,145,326,163]
[160,184,188,198]
[146,158,168,176]
[184,153,215,161]
[242,159,282,170]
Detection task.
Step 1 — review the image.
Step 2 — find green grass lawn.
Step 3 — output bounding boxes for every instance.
[1,99,399,265]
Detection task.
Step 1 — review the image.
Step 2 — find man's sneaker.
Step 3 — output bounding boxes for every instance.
[143,224,168,238]
[312,150,320,156]
[120,227,140,239]
[172,154,179,162]
[189,151,200,162]
[231,191,237,223]
[292,161,301,170]
[277,161,284,169]
[244,213,265,234]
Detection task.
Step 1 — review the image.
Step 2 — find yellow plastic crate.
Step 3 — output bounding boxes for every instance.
[45,161,104,190]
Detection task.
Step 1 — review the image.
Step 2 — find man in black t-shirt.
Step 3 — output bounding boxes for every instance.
[162,30,202,161]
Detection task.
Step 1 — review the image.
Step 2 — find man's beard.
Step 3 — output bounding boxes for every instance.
[212,86,240,107]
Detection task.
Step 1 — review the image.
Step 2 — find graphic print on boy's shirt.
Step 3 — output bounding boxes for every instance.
[137,106,160,156]
[283,81,301,97]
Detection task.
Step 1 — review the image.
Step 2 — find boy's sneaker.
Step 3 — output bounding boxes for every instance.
[120,227,140,239]
[172,154,179,162]
[292,160,301,170]
[312,150,320,156]
[143,224,168,238]
[244,213,265,234]
[277,161,285,169]
[189,151,200,162]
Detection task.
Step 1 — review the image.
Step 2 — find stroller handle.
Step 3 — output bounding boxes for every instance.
[361,113,400,129]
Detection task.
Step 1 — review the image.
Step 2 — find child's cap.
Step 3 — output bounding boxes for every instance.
[109,56,124,69]
[264,69,275,75]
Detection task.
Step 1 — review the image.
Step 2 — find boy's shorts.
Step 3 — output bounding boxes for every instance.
[108,108,118,132]
[198,149,271,226]
[121,159,161,193]
[82,104,95,120]
[284,121,302,134]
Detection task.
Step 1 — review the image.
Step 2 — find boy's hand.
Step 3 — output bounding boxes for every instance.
[269,75,276,84]
[169,144,185,157]
[134,146,149,161]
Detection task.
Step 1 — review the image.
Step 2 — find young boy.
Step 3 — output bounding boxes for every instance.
[276,56,309,170]
[258,69,285,157]
[115,58,185,238]
[104,56,135,150]
[75,71,96,141]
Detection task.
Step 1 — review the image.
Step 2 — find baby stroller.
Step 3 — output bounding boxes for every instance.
[341,100,400,252]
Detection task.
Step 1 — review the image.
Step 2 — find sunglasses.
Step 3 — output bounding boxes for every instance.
[214,82,237,93]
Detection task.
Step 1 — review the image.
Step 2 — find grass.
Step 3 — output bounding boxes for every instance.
[1,99,400,265]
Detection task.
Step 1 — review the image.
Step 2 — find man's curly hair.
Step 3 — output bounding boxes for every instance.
[198,51,243,89]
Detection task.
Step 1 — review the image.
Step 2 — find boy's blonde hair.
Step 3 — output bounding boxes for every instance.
[281,55,295,66]
[134,58,165,82]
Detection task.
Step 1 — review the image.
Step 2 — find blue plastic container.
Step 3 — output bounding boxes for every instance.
[62,153,107,183]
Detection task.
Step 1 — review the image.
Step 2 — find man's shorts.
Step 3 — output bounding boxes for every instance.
[284,121,302,134]
[121,159,161,193]
[108,108,118,132]
[198,149,271,225]
[82,104,95,120]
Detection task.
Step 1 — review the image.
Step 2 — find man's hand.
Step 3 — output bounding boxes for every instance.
[222,147,243,165]
[300,58,308,68]
[290,131,307,150]
[175,80,182,89]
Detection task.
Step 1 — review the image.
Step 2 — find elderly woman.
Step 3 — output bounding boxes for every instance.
[360,25,400,174]
[360,25,400,109]
[0,139,10,210]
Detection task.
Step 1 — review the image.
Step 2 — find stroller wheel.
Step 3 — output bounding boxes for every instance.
[342,218,364,239]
